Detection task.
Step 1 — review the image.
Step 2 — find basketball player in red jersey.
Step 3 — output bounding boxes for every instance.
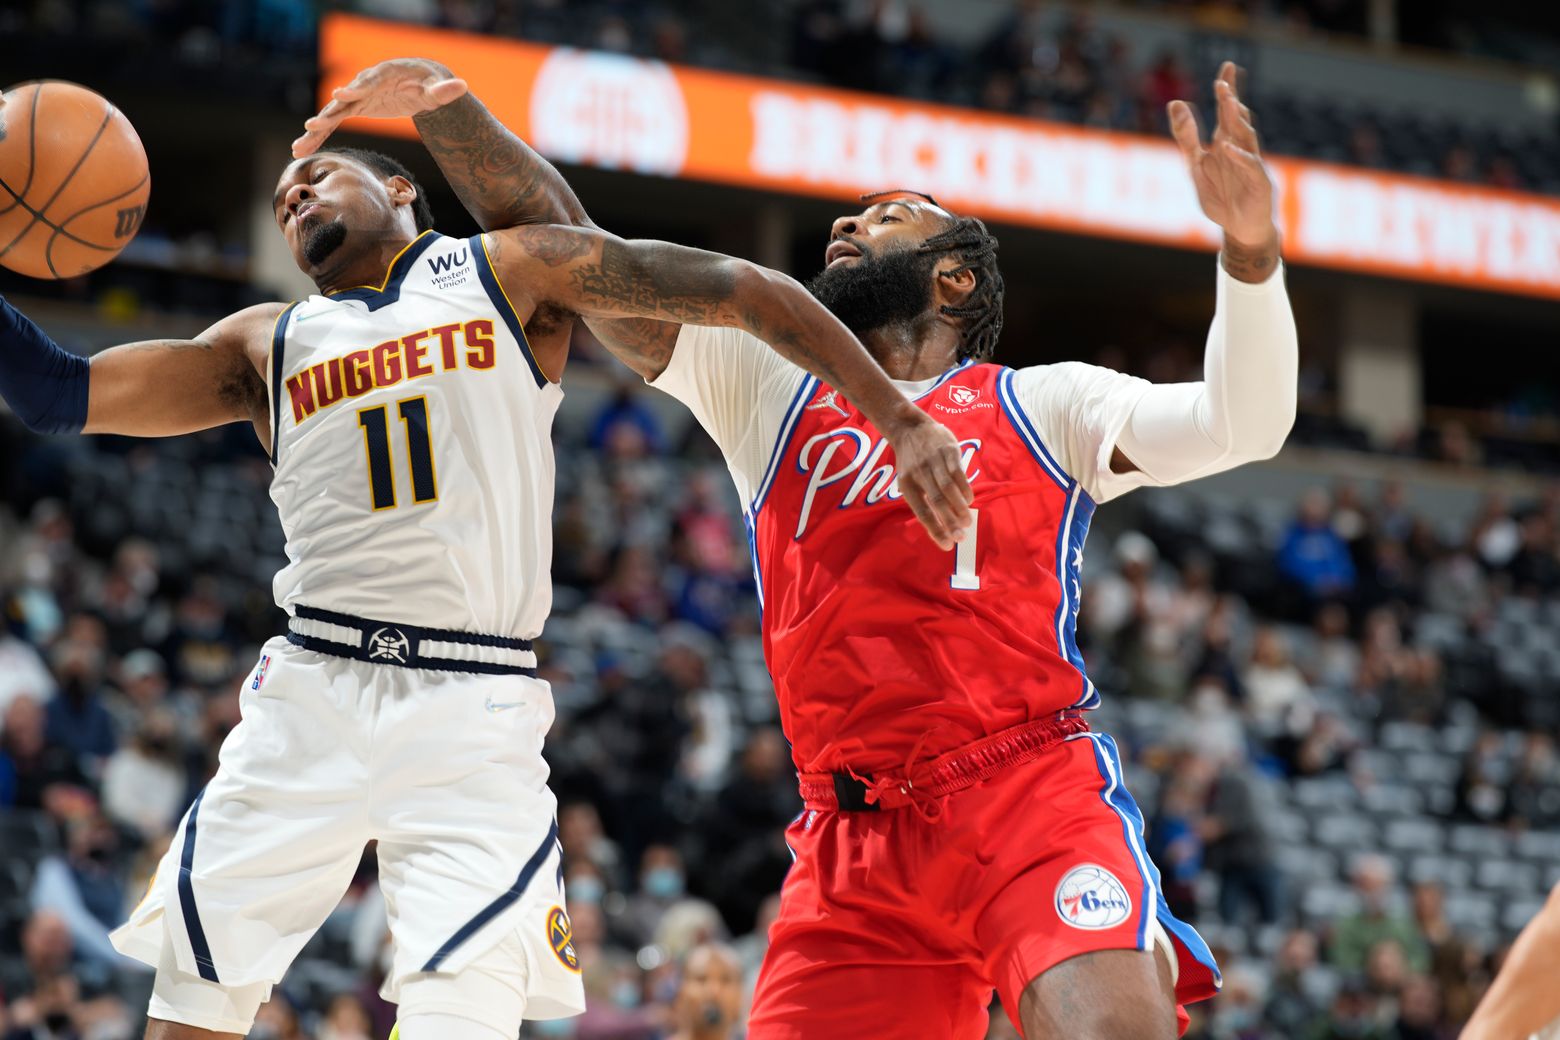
[301,58,1295,1038]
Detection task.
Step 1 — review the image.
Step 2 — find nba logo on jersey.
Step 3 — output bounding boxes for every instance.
[251,654,271,691]
[1054,865,1132,930]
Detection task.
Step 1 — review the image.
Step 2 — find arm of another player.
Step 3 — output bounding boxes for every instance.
[487,224,973,547]
[291,60,698,403]
[1109,61,1296,489]
[292,58,591,230]
[0,295,282,438]
[1459,882,1560,1040]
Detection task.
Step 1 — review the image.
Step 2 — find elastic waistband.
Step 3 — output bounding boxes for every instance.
[798,711,1090,812]
[286,605,537,676]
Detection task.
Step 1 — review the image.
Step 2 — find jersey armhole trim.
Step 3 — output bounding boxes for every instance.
[997,367,1076,494]
[471,233,550,389]
[749,374,818,517]
[267,302,301,465]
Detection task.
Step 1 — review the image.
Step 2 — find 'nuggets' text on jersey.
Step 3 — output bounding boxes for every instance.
[284,319,500,425]
[267,231,563,639]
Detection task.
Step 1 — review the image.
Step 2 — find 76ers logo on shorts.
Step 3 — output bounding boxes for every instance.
[1054,864,1132,930]
[547,906,581,972]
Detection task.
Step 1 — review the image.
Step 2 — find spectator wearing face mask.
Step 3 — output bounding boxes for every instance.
[100,710,185,841]
[621,845,696,947]
[668,944,744,1040]
[29,811,137,977]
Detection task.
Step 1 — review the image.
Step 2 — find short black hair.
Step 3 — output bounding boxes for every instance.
[860,190,1004,362]
[319,147,436,233]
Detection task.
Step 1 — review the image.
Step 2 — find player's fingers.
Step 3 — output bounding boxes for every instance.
[901,477,955,551]
[426,77,469,106]
[930,456,974,530]
[1168,101,1203,163]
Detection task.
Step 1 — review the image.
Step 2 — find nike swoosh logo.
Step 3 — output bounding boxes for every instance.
[293,311,325,323]
[485,697,524,713]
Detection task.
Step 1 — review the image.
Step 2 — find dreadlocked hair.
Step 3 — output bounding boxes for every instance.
[918,216,1004,362]
[856,190,1005,361]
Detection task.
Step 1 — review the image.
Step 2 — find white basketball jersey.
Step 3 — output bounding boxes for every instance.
[266,230,562,639]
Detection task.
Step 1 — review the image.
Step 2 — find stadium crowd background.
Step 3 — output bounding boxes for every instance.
[2,1,1559,1039]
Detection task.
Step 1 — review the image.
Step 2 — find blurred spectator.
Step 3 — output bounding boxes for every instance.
[1262,929,1330,1037]
[1,696,86,810]
[700,728,798,933]
[620,845,722,953]
[1307,602,1360,690]
[29,812,132,973]
[590,386,666,457]
[1409,881,1457,968]
[1242,626,1316,743]
[731,893,780,1002]
[317,993,373,1040]
[252,993,309,1040]
[1278,489,1357,604]
[0,608,54,720]
[1503,732,1560,829]
[1147,756,1207,922]
[1391,973,1443,1040]
[1196,751,1284,925]
[43,626,116,770]
[1453,732,1508,823]
[1329,855,1429,974]
[100,710,185,840]
[667,943,743,1040]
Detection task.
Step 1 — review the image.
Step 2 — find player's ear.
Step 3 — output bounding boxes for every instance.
[934,260,976,311]
[386,174,417,210]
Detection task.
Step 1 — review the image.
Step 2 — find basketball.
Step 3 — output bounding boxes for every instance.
[0,80,150,279]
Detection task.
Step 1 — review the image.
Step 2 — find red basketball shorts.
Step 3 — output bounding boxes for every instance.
[747,730,1222,1039]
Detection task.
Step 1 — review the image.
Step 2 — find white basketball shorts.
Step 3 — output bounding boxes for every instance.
[109,636,585,1019]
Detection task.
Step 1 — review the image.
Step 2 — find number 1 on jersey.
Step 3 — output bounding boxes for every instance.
[950,508,980,590]
[358,397,439,511]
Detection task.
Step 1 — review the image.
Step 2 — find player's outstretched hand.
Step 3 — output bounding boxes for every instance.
[293,58,468,158]
[1168,61,1276,249]
[890,412,974,551]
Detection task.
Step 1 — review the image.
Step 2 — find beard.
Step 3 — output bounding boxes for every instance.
[805,245,937,337]
[302,217,348,266]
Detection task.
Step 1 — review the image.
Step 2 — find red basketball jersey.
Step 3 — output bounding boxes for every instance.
[750,361,1099,775]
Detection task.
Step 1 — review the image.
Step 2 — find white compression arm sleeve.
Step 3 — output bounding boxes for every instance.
[1113,261,1298,485]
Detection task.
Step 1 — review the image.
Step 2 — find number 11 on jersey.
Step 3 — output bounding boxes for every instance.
[358,396,439,511]
[950,508,980,590]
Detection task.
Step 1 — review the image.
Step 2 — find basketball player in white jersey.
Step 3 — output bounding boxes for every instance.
[0,118,978,1039]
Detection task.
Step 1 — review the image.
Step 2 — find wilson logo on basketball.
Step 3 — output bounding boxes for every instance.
[547,906,581,972]
[114,205,145,239]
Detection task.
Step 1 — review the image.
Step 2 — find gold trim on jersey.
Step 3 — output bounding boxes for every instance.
[478,233,553,384]
[327,229,436,296]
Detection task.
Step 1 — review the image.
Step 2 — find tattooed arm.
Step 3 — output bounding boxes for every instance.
[292,59,692,370]
[294,58,591,231]
[83,303,282,438]
[489,225,974,546]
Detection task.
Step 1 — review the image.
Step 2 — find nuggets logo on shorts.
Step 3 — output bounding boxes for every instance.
[547,906,581,972]
[1054,864,1132,930]
[368,627,411,664]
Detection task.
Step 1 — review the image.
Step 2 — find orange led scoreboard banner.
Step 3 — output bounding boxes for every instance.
[321,13,1560,300]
